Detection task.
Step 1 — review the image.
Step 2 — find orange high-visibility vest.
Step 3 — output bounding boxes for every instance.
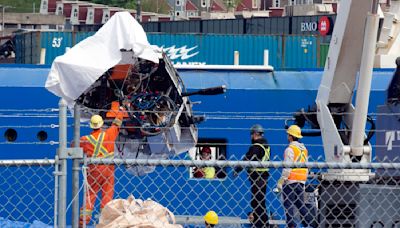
[85,132,114,158]
[287,144,308,181]
[80,113,123,159]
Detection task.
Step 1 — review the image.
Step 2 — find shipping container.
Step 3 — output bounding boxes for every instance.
[290,15,336,36]
[202,19,244,34]
[15,31,73,65]
[75,31,95,44]
[246,17,290,35]
[147,33,283,67]
[40,32,73,64]
[15,31,40,64]
[319,43,329,68]
[141,15,336,35]
[159,21,201,33]
[142,22,159,33]
[15,31,327,69]
[319,35,332,44]
[283,35,318,69]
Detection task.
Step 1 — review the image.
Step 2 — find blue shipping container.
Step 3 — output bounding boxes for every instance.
[15,32,74,64]
[40,32,74,65]
[148,34,283,68]
[284,35,318,69]
[75,31,95,44]
[16,31,323,69]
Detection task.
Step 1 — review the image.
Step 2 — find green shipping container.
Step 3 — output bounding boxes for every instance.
[319,43,329,68]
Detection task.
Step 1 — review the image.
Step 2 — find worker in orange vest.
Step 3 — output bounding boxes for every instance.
[79,107,125,226]
[276,125,316,228]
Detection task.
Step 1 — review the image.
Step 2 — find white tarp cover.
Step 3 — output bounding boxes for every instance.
[45,12,159,105]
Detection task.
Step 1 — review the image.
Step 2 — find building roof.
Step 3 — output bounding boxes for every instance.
[48,0,57,13]
[186,0,199,11]
[211,0,226,12]
[235,1,247,11]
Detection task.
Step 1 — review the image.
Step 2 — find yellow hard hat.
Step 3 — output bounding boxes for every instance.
[204,211,218,225]
[90,115,104,129]
[287,125,302,138]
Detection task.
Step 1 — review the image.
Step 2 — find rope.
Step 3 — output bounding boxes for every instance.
[66,167,86,212]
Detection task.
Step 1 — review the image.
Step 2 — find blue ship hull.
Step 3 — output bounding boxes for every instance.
[0,65,395,225]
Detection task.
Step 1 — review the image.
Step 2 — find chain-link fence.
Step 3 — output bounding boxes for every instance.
[2,104,400,228]
[0,159,55,226]
[78,158,400,228]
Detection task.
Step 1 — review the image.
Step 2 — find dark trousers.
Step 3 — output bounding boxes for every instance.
[282,182,317,228]
[249,171,269,228]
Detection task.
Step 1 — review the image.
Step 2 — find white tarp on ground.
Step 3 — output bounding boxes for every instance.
[97,196,182,228]
[45,11,159,106]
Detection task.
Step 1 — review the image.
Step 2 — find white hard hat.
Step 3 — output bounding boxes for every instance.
[90,115,104,129]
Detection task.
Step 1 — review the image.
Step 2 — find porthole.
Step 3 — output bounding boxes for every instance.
[37,131,48,142]
[4,128,17,142]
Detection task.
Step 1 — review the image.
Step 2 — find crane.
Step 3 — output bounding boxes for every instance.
[288,1,400,226]
[316,0,379,181]
[292,0,380,181]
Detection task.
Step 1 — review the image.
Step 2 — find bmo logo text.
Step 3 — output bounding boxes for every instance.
[300,16,332,36]
[301,22,317,32]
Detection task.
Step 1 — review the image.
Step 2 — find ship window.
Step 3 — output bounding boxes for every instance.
[37,131,48,142]
[189,138,227,179]
[4,128,17,142]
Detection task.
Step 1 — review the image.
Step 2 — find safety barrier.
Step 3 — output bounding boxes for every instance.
[2,103,400,227]
[79,158,400,228]
[0,159,56,226]
[1,157,399,227]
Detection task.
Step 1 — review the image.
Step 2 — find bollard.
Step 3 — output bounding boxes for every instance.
[263,49,269,66]
[234,51,239,65]
[40,48,46,65]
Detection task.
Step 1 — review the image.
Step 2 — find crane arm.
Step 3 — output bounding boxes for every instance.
[292,0,380,181]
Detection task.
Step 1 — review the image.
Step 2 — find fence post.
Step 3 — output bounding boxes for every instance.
[58,99,67,228]
[72,104,81,228]
[54,155,59,227]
